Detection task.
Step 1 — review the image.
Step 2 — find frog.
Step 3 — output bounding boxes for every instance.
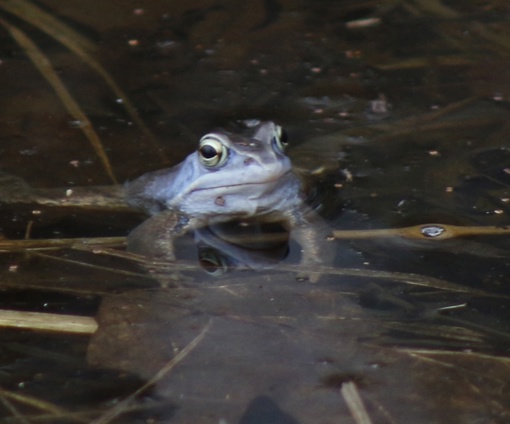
[125,119,334,281]
[0,119,334,281]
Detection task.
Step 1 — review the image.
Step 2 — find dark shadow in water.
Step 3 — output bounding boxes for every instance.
[239,396,300,424]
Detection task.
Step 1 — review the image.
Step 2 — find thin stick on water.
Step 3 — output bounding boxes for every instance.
[0,310,98,334]
[333,223,510,240]
[341,381,374,424]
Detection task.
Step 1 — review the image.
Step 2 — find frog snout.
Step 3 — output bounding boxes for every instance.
[243,156,272,167]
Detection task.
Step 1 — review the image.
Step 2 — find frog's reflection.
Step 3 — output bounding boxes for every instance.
[128,211,295,279]
[195,220,290,276]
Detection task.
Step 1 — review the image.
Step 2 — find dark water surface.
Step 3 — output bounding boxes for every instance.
[0,1,510,423]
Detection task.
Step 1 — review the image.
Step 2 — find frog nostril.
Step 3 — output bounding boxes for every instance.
[244,158,254,166]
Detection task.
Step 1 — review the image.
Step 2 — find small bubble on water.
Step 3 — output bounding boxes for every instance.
[420,225,445,238]
[68,120,86,128]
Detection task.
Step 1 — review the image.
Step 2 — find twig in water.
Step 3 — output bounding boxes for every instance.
[341,381,373,424]
[91,319,212,424]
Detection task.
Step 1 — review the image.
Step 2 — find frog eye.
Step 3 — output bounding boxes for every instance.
[273,125,288,152]
[198,136,228,167]
[198,248,229,276]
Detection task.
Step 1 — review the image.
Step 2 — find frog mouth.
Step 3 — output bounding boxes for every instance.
[191,169,293,193]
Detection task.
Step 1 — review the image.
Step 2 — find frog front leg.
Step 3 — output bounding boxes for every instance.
[288,209,335,283]
[127,211,195,283]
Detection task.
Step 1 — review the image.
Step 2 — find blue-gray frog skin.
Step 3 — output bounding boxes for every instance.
[126,120,333,281]
[127,120,301,221]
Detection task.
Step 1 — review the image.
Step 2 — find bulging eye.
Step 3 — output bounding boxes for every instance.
[198,135,228,167]
[198,248,229,276]
[273,125,288,152]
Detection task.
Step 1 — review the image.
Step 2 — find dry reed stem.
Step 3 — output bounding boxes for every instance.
[341,381,373,424]
[333,223,510,241]
[0,0,163,160]
[0,310,98,334]
[0,17,118,183]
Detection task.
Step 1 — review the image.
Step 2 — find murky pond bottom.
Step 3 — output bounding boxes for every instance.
[0,1,510,423]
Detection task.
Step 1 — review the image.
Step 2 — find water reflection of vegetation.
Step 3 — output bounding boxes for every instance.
[0,0,162,183]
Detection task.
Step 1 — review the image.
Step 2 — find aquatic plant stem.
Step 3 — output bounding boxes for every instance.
[0,17,118,183]
[0,310,97,334]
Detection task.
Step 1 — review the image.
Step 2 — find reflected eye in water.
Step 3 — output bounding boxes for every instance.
[273,125,288,153]
[198,135,229,167]
[198,248,230,276]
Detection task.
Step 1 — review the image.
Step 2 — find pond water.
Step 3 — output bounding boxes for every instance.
[0,1,510,423]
